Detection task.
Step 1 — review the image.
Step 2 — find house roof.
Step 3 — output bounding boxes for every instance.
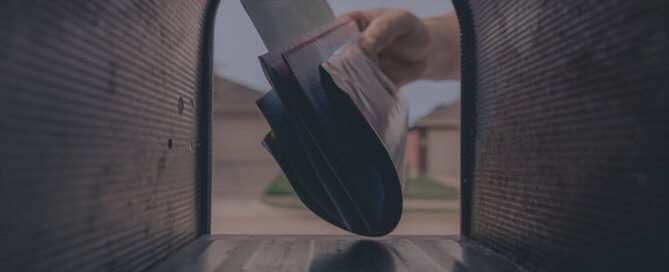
[411,100,460,129]
[213,76,264,112]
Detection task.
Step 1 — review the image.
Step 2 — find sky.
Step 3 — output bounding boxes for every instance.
[213,0,460,123]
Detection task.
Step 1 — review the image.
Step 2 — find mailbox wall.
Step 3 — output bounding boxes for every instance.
[0,1,219,271]
[455,0,669,271]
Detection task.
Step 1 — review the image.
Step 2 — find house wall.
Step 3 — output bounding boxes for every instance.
[213,111,272,163]
[211,109,279,199]
[426,129,460,176]
[405,130,420,177]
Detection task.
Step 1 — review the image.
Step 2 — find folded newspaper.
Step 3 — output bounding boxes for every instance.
[243,0,408,236]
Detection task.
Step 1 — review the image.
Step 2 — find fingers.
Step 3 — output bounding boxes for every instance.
[359,9,421,55]
[339,8,392,31]
[338,8,430,86]
[338,11,369,30]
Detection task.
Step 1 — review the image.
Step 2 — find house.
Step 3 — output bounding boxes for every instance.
[405,100,460,179]
[212,76,270,163]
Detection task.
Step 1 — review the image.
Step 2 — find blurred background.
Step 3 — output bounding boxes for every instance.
[211,0,461,235]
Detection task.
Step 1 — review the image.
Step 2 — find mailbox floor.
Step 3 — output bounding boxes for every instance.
[153,235,521,272]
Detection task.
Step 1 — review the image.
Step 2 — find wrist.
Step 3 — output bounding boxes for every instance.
[421,12,460,81]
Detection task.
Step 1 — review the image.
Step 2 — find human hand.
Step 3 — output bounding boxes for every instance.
[340,9,460,86]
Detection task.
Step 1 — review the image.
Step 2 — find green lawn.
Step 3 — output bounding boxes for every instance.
[264,173,295,196]
[403,176,460,200]
[264,172,459,200]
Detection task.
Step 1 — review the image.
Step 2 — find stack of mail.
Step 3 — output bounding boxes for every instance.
[243,0,408,236]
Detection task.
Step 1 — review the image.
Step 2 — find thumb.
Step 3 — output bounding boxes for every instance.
[358,9,418,55]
